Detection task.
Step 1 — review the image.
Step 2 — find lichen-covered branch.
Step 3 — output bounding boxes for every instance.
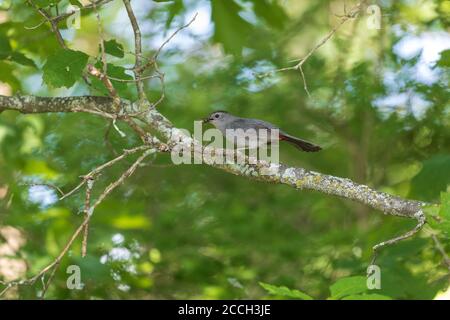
[141,108,427,220]
[0,95,129,114]
[0,92,430,295]
[0,94,428,221]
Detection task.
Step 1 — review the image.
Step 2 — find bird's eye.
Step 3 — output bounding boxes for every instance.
[214,114,220,118]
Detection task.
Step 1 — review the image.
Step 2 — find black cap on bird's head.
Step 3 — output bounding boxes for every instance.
[202,110,229,123]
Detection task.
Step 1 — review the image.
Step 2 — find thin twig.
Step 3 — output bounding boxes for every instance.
[52,0,113,24]
[104,120,119,156]
[22,182,64,196]
[87,64,121,110]
[86,29,126,140]
[82,178,95,257]
[59,145,149,201]
[91,0,108,76]
[24,19,47,30]
[91,149,155,209]
[40,260,59,299]
[107,74,159,82]
[298,65,310,97]
[27,0,97,87]
[151,69,166,109]
[257,2,362,96]
[27,0,67,49]
[136,13,198,73]
[431,234,450,272]
[122,0,146,101]
[0,148,154,297]
[370,211,426,265]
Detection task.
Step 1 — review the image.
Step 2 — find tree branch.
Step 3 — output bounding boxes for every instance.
[0,94,428,221]
[52,0,114,24]
[2,0,432,298]
[27,0,68,49]
[0,95,131,114]
[257,2,363,95]
[0,92,430,294]
[122,0,146,101]
[0,143,156,297]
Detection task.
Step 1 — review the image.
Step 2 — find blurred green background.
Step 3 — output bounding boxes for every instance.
[0,0,449,299]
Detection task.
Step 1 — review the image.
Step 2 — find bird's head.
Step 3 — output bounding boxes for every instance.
[202,110,230,125]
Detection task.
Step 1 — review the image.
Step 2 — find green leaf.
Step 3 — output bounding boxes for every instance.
[259,282,313,300]
[0,61,20,89]
[437,49,450,67]
[410,154,450,201]
[434,192,450,236]
[0,34,12,58]
[342,294,392,300]
[211,0,254,56]
[103,39,125,58]
[440,191,450,220]
[42,49,89,88]
[424,203,442,230]
[165,0,184,29]
[330,276,367,299]
[250,0,288,29]
[10,52,36,67]
[69,0,83,6]
[0,34,36,67]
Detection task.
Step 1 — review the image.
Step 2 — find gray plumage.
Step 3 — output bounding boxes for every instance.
[203,111,321,152]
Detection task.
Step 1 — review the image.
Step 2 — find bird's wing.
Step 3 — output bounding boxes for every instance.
[226,118,277,131]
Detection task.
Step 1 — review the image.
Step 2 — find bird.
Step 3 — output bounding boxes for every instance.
[202,111,321,152]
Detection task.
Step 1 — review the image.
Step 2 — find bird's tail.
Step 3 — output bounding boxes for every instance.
[280,134,321,152]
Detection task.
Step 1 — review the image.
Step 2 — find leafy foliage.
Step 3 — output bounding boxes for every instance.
[0,34,36,67]
[211,0,254,55]
[329,276,368,299]
[89,62,134,99]
[260,277,392,300]
[0,0,449,300]
[103,40,125,58]
[410,155,450,201]
[42,49,89,88]
[259,282,313,300]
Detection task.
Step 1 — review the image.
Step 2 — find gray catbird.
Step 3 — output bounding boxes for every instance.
[203,111,321,152]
